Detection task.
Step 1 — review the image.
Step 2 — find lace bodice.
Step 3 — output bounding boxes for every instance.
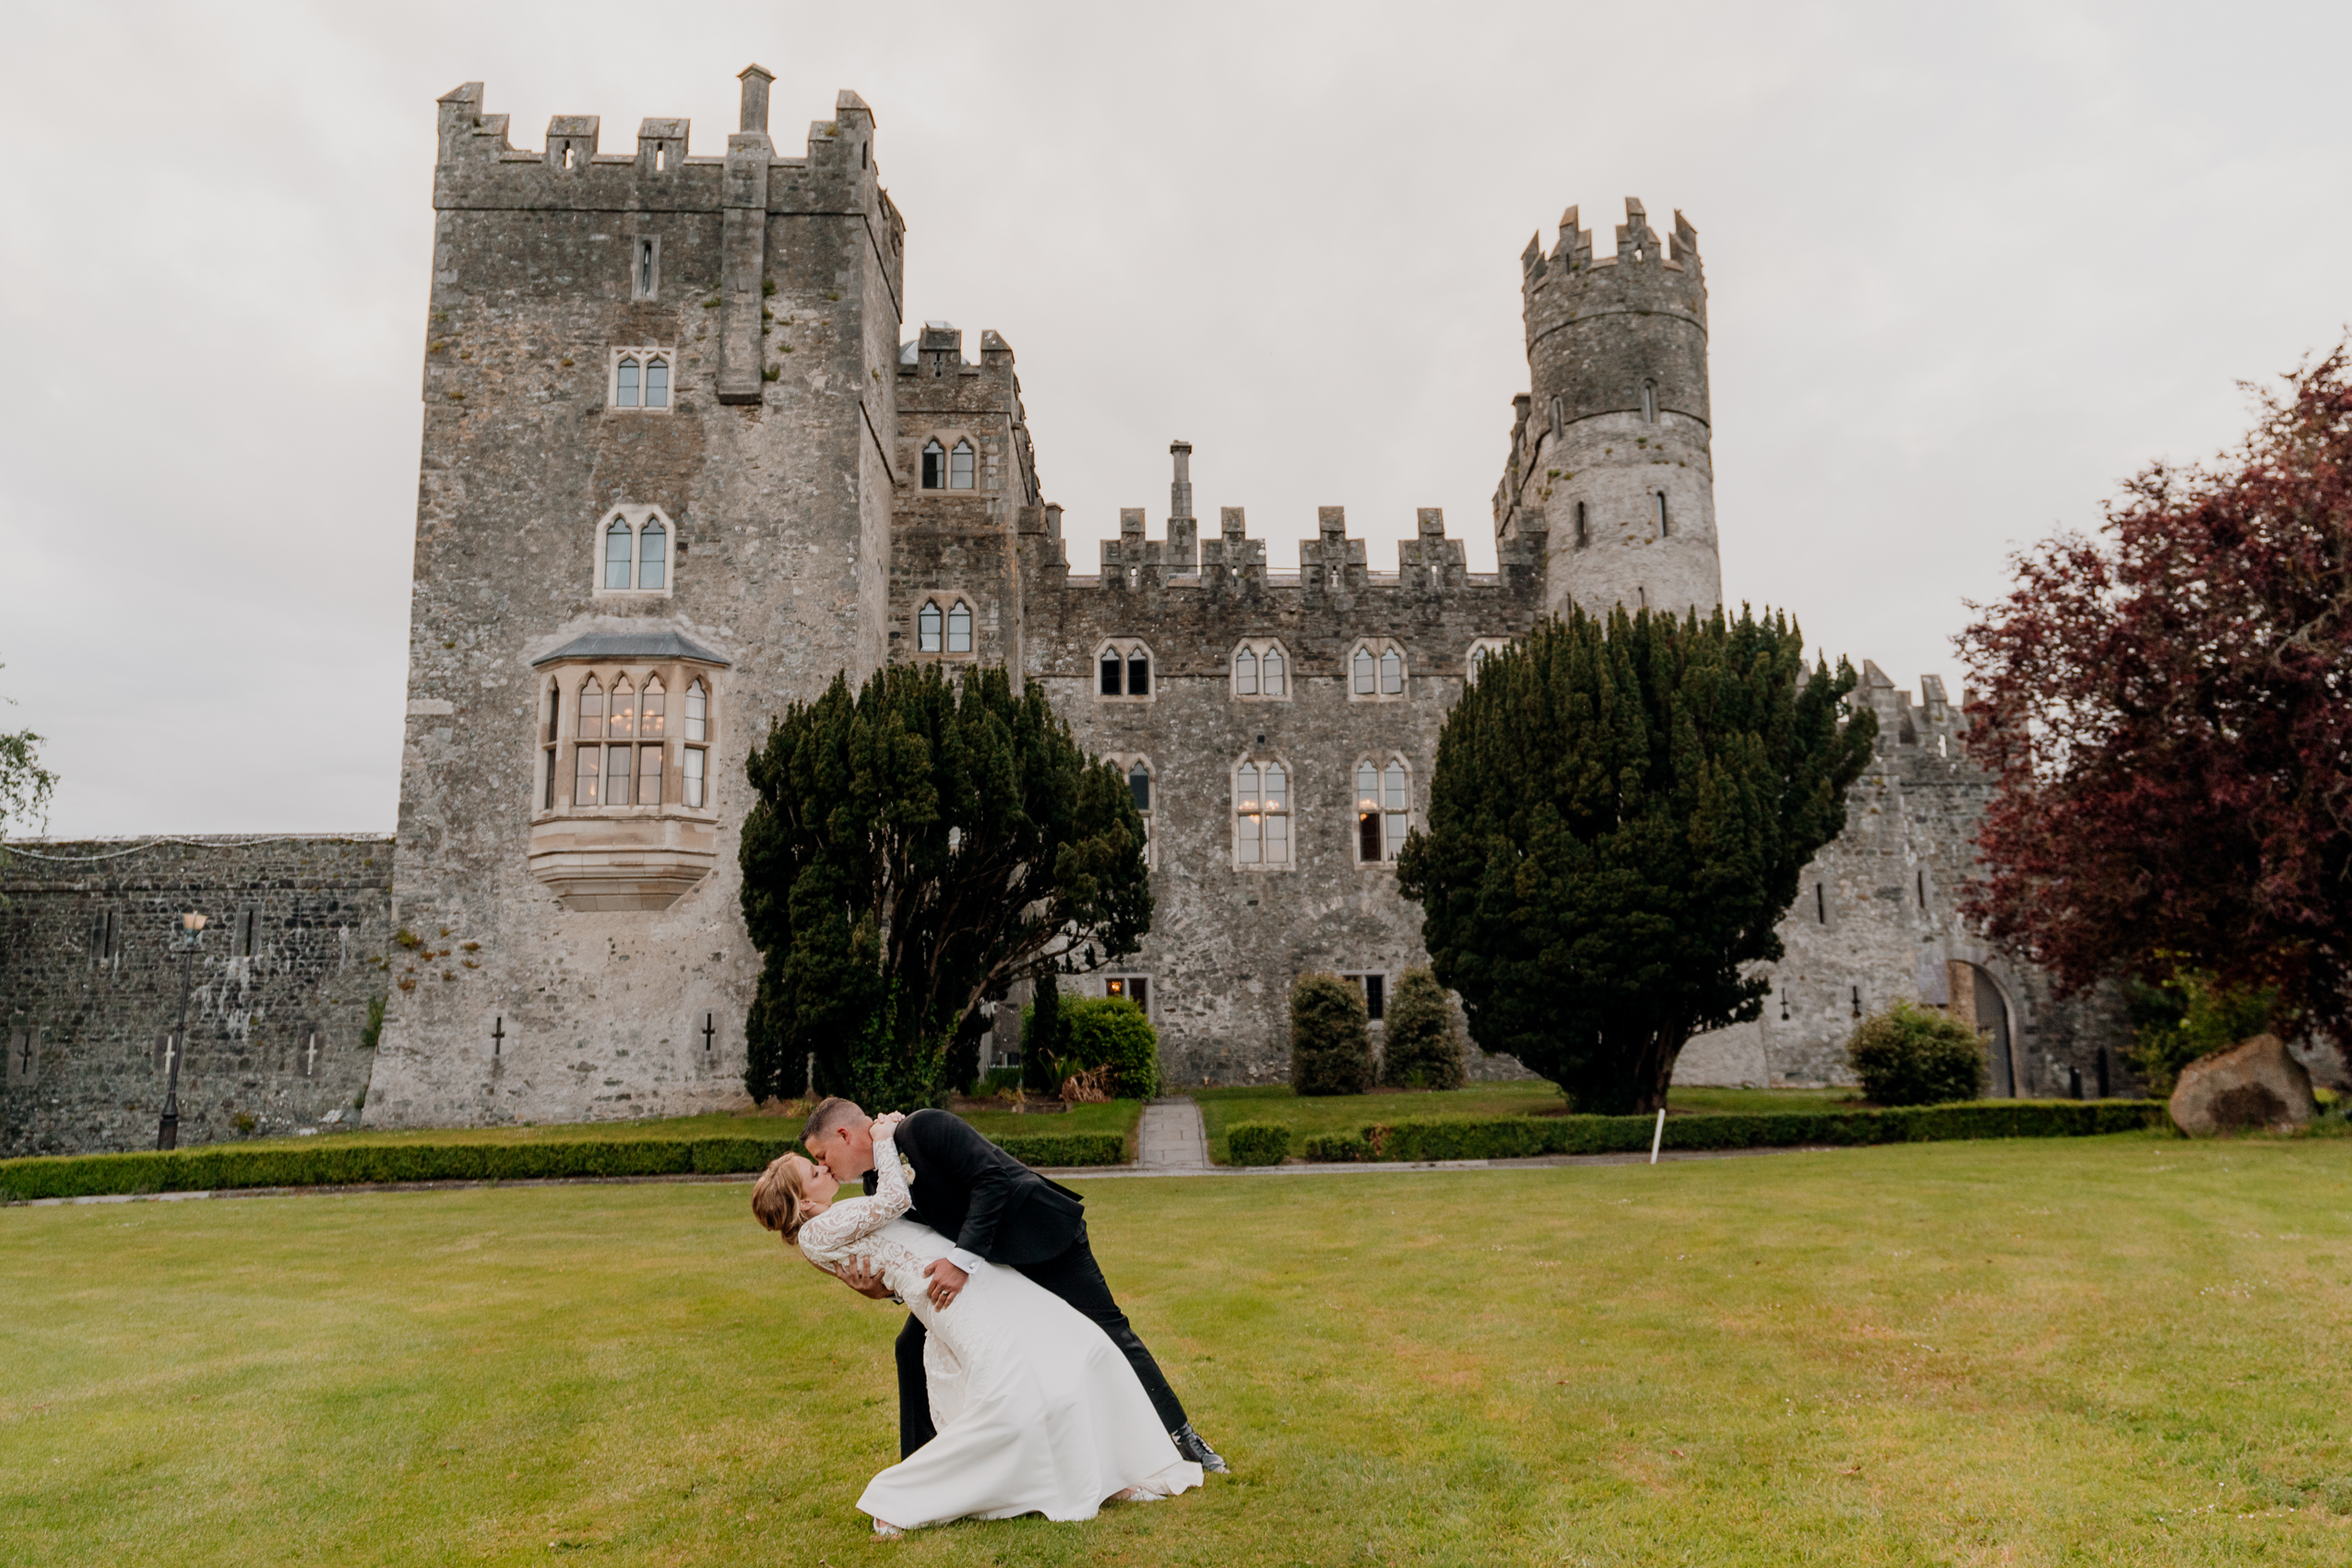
[797,1132,941,1299]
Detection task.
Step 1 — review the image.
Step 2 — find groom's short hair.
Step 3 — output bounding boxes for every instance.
[802,1096,867,1146]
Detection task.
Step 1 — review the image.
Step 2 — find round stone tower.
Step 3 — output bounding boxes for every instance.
[1513,198,1722,620]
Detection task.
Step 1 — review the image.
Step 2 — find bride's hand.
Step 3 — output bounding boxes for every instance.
[873,1111,907,1136]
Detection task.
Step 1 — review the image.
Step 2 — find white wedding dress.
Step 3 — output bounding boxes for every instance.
[797,1130,1203,1529]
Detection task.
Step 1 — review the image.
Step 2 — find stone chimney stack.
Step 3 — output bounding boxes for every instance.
[1167,440,1198,572]
[738,64,773,134]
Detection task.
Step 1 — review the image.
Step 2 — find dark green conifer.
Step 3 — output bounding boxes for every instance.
[739,663,1151,1110]
[1397,605,1875,1114]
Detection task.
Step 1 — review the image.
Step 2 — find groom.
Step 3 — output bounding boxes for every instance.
[802,1096,1228,1474]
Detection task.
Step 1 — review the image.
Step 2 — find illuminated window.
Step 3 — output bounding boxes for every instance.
[1235,757,1291,868]
[1356,758,1409,862]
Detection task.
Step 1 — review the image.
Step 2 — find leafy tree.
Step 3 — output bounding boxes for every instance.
[1957,346,2352,1044]
[738,662,1151,1110]
[0,666,57,895]
[1289,971,1372,1097]
[1846,1000,1988,1107]
[1380,967,1467,1089]
[1397,605,1876,1114]
[2123,965,2282,1096]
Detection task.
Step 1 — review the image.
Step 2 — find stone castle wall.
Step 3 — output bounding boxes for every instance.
[0,837,393,1158]
[0,81,2138,1151]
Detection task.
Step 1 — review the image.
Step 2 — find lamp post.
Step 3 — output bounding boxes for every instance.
[159,911,206,1151]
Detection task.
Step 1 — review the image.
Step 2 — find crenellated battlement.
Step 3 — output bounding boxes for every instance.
[1521,198,1706,339]
[430,70,893,222]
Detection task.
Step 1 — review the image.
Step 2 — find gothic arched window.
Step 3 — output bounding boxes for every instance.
[921,439,945,490]
[946,600,972,654]
[949,440,976,490]
[637,519,667,590]
[604,519,634,590]
[1235,758,1290,867]
[1357,758,1409,862]
[919,601,943,652]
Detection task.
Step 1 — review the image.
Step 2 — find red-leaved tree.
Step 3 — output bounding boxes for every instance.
[1957,346,2352,1042]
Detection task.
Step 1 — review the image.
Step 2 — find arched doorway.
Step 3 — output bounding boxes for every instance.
[1947,961,2019,1098]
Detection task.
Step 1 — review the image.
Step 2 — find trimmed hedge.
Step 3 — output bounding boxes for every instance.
[0,1126,1128,1203]
[1306,1100,2168,1164]
[1299,1130,1373,1163]
[1225,1122,1291,1167]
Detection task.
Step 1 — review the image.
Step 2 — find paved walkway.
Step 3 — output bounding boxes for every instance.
[1135,1097,1212,1172]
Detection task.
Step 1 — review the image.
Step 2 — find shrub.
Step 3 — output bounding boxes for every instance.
[1066,997,1160,1101]
[1291,1101,2165,1163]
[1847,1000,1989,1106]
[2124,966,2282,1095]
[1225,1122,1291,1166]
[1380,968,1467,1089]
[1020,992,1160,1101]
[1291,971,1372,1096]
[1300,1130,1372,1162]
[0,1124,1125,1203]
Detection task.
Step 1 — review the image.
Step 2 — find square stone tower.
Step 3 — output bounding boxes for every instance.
[366,71,904,1127]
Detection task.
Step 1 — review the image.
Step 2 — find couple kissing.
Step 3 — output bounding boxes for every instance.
[752,1098,1227,1537]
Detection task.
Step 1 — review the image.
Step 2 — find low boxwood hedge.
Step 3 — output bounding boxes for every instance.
[1311,1099,2166,1164]
[0,1125,1128,1204]
[1225,1122,1291,1167]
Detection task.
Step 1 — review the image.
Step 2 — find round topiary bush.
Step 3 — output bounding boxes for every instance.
[1290,971,1372,1096]
[1380,967,1467,1089]
[1847,999,1989,1106]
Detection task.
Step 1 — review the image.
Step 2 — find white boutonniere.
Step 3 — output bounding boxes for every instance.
[899,1156,918,1186]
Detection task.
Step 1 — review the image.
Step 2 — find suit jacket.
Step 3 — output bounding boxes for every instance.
[862,1108,1086,1266]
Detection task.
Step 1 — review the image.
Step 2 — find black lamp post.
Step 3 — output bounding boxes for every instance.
[159,911,206,1151]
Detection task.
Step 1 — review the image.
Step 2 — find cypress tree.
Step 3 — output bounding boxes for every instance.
[1397,604,1875,1114]
[1379,967,1467,1090]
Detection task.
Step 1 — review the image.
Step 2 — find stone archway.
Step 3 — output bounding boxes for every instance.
[1948,961,2019,1098]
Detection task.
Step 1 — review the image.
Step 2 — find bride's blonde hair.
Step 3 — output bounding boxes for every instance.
[751,1154,813,1241]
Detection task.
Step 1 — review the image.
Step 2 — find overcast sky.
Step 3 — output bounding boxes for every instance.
[4,0,2345,838]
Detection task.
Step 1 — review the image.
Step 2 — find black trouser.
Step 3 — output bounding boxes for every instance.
[893,1224,1188,1458]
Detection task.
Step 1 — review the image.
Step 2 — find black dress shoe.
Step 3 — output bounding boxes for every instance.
[1171,1422,1230,1474]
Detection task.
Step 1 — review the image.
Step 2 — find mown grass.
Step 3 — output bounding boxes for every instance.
[5,1133,2347,1564]
[1194,1082,1857,1162]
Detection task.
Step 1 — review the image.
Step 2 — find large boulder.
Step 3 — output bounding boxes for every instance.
[2169,1033,2317,1134]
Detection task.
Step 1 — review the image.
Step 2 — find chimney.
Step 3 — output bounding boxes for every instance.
[1167,441,1198,573]
[738,65,774,135]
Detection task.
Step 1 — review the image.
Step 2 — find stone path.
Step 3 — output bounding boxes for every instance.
[1135,1096,1212,1172]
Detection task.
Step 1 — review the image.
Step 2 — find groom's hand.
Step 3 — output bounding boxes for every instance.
[826,1255,897,1301]
[921,1257,968,1311]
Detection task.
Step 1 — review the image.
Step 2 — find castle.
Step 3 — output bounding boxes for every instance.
[0,71,2130,1157]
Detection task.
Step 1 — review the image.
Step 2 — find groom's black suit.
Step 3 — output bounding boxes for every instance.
[867,1108,1189,1457]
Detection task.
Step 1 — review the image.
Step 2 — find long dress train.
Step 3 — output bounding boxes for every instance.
[795,1130,1202,1528]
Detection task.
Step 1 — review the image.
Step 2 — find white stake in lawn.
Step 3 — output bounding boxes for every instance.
[1650,1107,1666,1164]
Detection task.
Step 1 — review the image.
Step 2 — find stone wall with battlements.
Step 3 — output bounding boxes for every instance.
[0,837,394,1158]
[1010,479,1548,1084]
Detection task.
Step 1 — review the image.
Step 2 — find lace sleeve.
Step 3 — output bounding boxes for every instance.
[795,1133,913,1262]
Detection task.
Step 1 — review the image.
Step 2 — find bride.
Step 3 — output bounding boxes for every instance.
[754,1112,1202,1536]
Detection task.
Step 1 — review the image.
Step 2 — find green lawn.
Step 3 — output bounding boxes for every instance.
[6,1133,2346,1564]
[215,1099,1145,1158]
[1194,1082,1858,1163]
